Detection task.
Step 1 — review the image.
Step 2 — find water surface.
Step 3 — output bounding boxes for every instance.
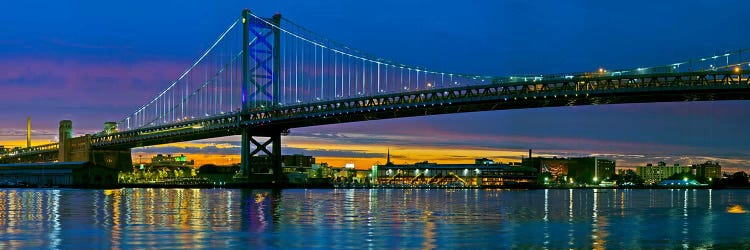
[1,188,749,249]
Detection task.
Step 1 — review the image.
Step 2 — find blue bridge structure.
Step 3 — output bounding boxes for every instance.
[2,9,750,184]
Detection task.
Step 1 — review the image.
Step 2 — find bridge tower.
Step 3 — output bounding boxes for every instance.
[239,9,284,183]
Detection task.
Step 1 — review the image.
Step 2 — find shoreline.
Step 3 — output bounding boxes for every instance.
[4,183,750,190]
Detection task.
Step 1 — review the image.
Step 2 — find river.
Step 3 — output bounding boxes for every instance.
[0,188,749,249]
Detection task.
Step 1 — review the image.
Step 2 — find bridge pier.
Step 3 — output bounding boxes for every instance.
[239,128,284,184]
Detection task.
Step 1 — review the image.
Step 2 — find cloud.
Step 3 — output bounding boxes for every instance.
[0,57,187,106]
[131,140,384,159]
[132,142,240,155]
[284,147,385,158]
[289,127,703,158]
[0,57,192,129]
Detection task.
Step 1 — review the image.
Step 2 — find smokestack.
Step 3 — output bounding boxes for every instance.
[529,149,532,159]
[26,116,31,148]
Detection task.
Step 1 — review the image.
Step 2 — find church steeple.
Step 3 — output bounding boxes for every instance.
[387,148,392,165]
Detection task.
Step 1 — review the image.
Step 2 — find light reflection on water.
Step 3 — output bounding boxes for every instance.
[0,188,749,249]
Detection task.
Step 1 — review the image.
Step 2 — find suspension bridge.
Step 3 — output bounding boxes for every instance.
[2,9,750,184]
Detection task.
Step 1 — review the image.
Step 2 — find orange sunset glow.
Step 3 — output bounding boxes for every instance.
[130,140,529,170]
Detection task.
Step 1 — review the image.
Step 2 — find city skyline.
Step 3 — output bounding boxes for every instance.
[3,1,750,171]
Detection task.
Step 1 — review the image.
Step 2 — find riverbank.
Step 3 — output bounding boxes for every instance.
[11,183,747,190]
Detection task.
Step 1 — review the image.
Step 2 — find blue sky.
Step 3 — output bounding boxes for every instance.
[2,1,750,170]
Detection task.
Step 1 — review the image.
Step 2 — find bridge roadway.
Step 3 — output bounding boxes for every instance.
[81,70,750,150]
[0,143,59,163]
[2,70,748,161]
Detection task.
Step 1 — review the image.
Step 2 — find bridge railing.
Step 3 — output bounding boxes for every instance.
[491,48,750,84]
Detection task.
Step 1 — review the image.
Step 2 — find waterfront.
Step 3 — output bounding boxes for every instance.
[0,188,749,249]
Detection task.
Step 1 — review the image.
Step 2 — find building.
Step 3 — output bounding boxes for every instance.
[283,154,315,168]
[475,158,495,165]
[567,157,616,184]
[636,162,689,185]
[249,154,316,174]
[0,162,118,187]
[309,162,336,178]
[374,160,538,187]
[693,161,721,180]
[523,157,569,179]
[658,179,704,187]
[336,168,373,184]
[636,161,721,185]
[523,156,615,184]
[151,154,195,167]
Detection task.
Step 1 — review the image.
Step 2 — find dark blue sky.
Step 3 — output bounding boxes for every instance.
[2,1,750,169]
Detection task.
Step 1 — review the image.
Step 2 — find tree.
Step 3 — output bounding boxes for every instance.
[538,172,553,184]
[315,167,323,178]
[619,170,645,186]
[728,171,749,186]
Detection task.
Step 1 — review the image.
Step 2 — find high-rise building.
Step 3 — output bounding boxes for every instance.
[636,162,690,185]
[693,161,721,180]
[567,157,616,184]
[636,161,721,184]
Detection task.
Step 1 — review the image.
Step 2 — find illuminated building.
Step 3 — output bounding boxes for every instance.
[374,160,538,187]
[636,161,721,185]
[335,168,372,184]
[523,157,568,179]
[636,162,690,185]
[567,157,615,184]
[475,158,494,165]
[523,156,615,184]
[693,161,721,180]
[151,154,195,167]
[657,179,703,186]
